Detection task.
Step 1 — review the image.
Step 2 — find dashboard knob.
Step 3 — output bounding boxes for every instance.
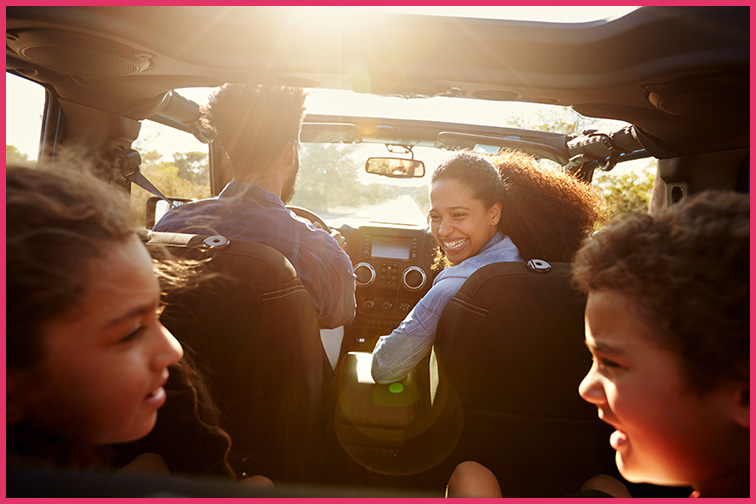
[402,266,427,291]
[354,262,376,287]
[380,300,393,312]
[398,302,412,314]
[363,299,376,310]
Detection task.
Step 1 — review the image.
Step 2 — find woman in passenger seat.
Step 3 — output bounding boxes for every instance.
[371,150,605,384]
[5,165,236,478]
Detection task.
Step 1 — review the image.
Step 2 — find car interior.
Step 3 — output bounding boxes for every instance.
[5,5,749,498]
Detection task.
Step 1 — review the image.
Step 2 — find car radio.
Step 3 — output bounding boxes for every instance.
[354,234,426,291]
[362,235,418,263]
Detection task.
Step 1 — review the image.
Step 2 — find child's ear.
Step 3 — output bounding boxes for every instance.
[730,380,749,429]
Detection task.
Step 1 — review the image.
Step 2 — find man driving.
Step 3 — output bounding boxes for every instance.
[154,83,356,329]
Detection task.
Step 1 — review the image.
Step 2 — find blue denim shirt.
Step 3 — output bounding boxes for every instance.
[371,232,521,383]
[154,181,356,329]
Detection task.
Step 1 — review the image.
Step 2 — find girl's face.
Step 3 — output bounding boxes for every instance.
[578,290,747,493]
[428,178,501,265]
[10,235,183,445]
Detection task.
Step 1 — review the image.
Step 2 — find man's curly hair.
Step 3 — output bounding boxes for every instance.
[202,83,306,176]
[491,150,606,262]
[572,190,749,392]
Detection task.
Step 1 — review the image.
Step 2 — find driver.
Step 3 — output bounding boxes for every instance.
[154,83,355,329]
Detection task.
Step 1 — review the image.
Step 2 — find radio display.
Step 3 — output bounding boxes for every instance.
[371,236,411,261]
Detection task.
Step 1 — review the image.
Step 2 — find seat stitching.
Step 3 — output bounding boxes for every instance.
[262,285,305,296]
[453,297,488,312]
[261,286,307,301]
[449,298,488,317]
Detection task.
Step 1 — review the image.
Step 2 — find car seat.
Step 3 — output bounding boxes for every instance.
[141,231,331,482]
[417,260,617,496]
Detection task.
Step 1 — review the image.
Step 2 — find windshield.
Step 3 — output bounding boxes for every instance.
[162,86,636,228]
[291,141,569,228]
[292,143,444,228]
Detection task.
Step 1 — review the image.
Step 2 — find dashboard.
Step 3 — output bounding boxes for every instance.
[340,223,437,352]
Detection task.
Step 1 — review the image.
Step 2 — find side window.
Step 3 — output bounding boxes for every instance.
[592,157,658,220]
[6,72,45,164]
[130,119,211,226]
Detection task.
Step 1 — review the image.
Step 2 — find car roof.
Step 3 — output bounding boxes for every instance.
[6,6,749,157]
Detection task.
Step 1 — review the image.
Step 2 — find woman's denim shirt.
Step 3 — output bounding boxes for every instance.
[371,231,522,383]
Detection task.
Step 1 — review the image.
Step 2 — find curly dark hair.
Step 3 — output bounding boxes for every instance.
[431,151,505,208]
[429,150,605,268]
[6,165,233,476]
[572,190,749,391]
[203,83,306,176]
[491,150,606,262]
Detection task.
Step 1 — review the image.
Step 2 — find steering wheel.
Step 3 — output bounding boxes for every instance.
[287,205,331,233]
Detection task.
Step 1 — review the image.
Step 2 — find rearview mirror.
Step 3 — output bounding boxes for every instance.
[365,157,425,178]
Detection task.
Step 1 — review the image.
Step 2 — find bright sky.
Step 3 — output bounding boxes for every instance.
[343,6,638,22]
[6,77,628,163]
[5,6,639,161]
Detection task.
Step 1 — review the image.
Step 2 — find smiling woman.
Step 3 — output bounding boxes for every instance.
[371,150,605,384]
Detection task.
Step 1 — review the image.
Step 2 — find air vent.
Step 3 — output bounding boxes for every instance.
[7,29,153,76]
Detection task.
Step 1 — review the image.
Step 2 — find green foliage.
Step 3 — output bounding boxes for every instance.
[593,165,656,220]
[129,150,210,227]
[6,144,32,165]
[292,143,400,212]
[140,149,163,165]
[507,110,657,220]
[172,151,209,184]
[7,128,658,230]
[508,109,579,135]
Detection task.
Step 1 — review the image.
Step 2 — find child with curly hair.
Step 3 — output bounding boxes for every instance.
[446,190,749,497]
[573,190,749,497]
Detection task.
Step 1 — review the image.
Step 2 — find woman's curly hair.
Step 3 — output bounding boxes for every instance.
[491,150,606,262]
[428,150,605,269]
[572,190,749,391]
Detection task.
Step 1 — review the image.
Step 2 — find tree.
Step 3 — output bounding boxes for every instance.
[172,151,209,184]
[293,143,418,214]
[593,164,656,220]
[293,143,364,211]
[129,154,210,227]
[507,109,579,135]
[6,144,32,165]
[503,111,658,220]
[140,149,163,165]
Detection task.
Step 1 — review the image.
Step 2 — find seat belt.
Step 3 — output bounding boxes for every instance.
[114,148,175,209]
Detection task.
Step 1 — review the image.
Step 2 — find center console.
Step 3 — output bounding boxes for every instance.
[343,224,436,351]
